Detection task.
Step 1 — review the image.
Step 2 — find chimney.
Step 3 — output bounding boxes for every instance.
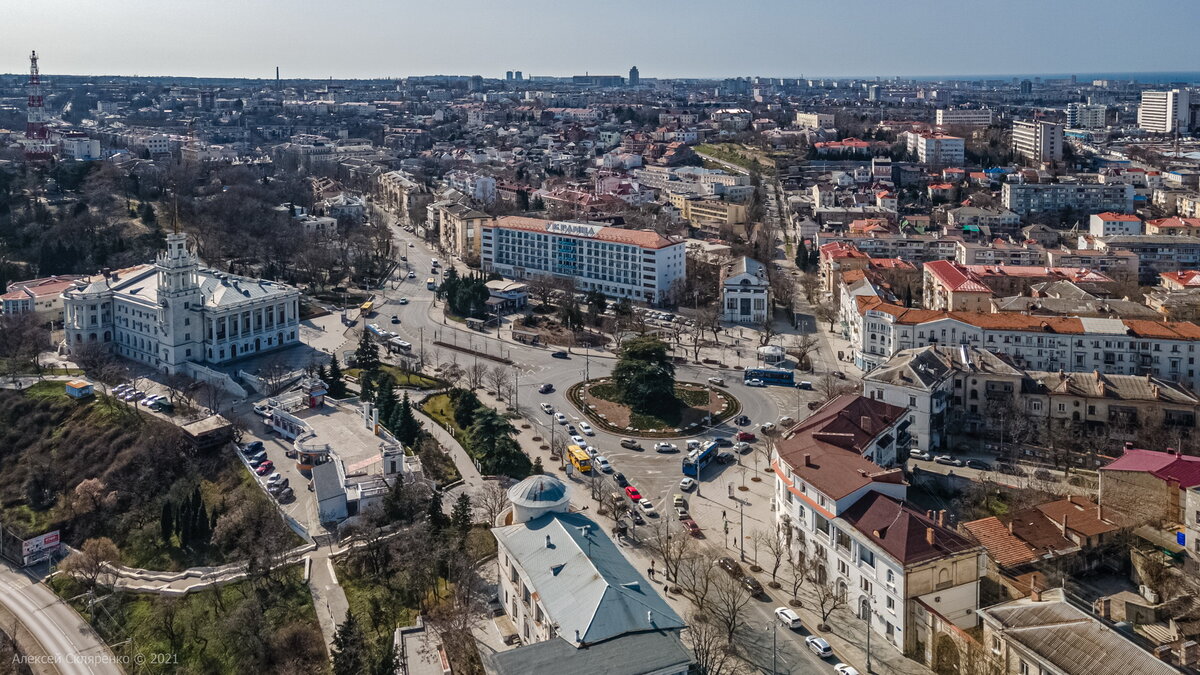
[545,535,552,548]
[925,527,935,546]
[937,510,946,527]
[1008,520,1015,534]
[804,453,812,467]
[1061,514,1070,535]
[927,510,934,519]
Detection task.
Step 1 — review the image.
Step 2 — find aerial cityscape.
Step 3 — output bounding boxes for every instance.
[3,3,1200,674]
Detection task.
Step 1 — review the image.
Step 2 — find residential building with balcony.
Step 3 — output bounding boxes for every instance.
[934,108,994,127]
[1088,234,1200,284]
[1012,120,1064,165]
[1,275,86,323]
[773,395,982,664]
[1138,89,1191,134]
[1002,182,1134,216]
[905,132,965,166]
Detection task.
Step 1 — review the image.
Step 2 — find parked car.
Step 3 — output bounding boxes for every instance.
[712,437,733,447]
[266,472,283,486]
[624,486,642,501]
[595,456,612,473]
[679,477,697,491]
[775,607,802,629]
[407,271,416,279]
[778,416,795,427]
[675,506,689,520]
[255,462,274,476]
[390,315,400,324]
[934,455,965,467]
[276,487,295,502]
[834,665,862,675]
[551,351,570,359]
[797,381,813,390]
[716,451,736,464]
[655,442,679,453]
[241,441,264,455]
[673,494,687,508]
[639,500,658,517]
[909,450,932,461]
[681,518,702,536]
[760,422,776,434]
[997,463,1027,476]
[141,394,163,407]
[579,422,594,436]
[736,431,756,442]
[554,412,568,424]
[540,403,554,414]
[966,459,993,471]
[629,510,645,525]
[734,442,752,454]
[252,403,270,416]
[570,434,587,446]
[805,636,833,658]
[620,438,643,450]
[745,378,765,387]
[614,472,628,488]
[539,383,554,394]
[715,557,765,596]
[269,478,290,493]
[706,376,725,386]
[249,451,268,466]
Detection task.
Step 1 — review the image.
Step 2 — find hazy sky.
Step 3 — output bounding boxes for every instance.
[2,0,1197,80]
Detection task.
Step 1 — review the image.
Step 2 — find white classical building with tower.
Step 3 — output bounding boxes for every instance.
[62,232,301,373]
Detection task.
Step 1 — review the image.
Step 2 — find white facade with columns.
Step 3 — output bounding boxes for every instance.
[63,233,301,373]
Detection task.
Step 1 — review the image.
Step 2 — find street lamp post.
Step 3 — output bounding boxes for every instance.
[766,620,778,675]
[864,596,875,674]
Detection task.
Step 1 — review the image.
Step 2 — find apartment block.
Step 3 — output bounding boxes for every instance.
[905,132,965,166]
[1138,89,1191,133]
[935,108,994,127]
[1066,103,1108,129]
[1012,120,1064,165]
[1001,182,1134,216]
[795,112,835,129]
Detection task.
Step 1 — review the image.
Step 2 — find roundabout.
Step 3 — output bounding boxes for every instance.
[566,378,742,438]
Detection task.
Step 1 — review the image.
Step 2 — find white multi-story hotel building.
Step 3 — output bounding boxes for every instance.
[63,233,301,374]
[772,395,982,665]
[482,217,686,304]
[1138,89,1191,134]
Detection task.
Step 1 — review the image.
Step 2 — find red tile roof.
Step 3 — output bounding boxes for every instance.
[1101,448,1200,489]
[961,516,1039,567]
[924,260,991,293]
[1160,270,1200,288]
[1094,212,1141,222]
[841,492,978,566]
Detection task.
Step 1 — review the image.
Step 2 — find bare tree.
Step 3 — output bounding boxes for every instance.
[601,489,629,522]
[788,334,820,372]
[813,303,839,332]
[526,275,558,309]
[708,572,752,643]
[798,271,822,304]
[757,313,779,347]
[487,365,511,399]
[682,613,744,675]
[816,373,856,403]
[466,362,488,390]
[58,537,121,589]
[754,528,789,587]
[641,519,693,583]
[785,549,811,606]
[256,354,294,396]
[675,554,718,613]
[427,552,487,672]
[477,480,510,527]
[808,569,847,630]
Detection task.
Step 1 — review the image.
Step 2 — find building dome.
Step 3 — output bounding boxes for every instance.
[508,474,571,523]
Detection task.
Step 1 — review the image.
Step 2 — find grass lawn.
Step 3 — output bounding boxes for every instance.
[50,567,326,674]
[347,365,444,389]
[335,559,418,656]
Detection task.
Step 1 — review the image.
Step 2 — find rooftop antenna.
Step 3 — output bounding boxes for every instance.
[172,194,180,235]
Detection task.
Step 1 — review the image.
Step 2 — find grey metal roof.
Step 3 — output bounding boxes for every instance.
[980,589,1179,675]
[492,511,685,646]
[1078,317,1128,334]
[508,474,570,507]
[481,630,691,675]
[311,461,343,500]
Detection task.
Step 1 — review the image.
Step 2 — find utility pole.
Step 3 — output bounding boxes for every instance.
[739,498,745,562]
[767,620,778,675]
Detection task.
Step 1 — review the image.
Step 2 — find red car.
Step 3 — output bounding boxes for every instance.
[681,519,702,537]
[736,431,757,442]
[255,461,274,476]
[624,486,642,501]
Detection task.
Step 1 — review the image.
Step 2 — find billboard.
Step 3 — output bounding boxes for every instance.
[21,531,60,566]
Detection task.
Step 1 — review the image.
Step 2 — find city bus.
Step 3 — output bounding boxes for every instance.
[360,301,375,317]
[567,445,592,473]
[743,368,795,386]
[682,440,719,477]
[426,277,438,291]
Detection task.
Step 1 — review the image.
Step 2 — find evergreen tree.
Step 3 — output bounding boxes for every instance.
[532,457,544,475]
[427,491,447,532]
[193,502,210,546]
[327,359,347,398]
[355,332,381,373]
[394,394,421,447]
[451,493,473,536]
[795,239,809,271]
[178,499,193,547]
[139,202,156,225]
[331,612,368,675]
[375,373,398,427]
[316,363,329,384]
[160,502,174,544]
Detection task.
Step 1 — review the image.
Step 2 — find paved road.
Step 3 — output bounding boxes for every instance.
[0,565,122,675]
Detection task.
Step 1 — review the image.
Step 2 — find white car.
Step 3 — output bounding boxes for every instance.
[679,477,697,491]
[746,378,765,387]
[397,298,409,305]
[706,376,725,386]
[934,455,965,467]
[266,472,283,486]
[775,607,802,629]
[760,422,776,434]
[113,384,132,394]
[585,446,600,458]
[141,394,164,407]
[909,450,933,461]
[253,403,270,416]
[579,422,594,436]
[639,500,658,516]
[834,665,861,675]
[407,271,416,279]
[571,435,587,446]
[655,442,679,453]
[540,403,554,414]
[805,636,832,658]
[554,413,568,424]
[595,456,612,472]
